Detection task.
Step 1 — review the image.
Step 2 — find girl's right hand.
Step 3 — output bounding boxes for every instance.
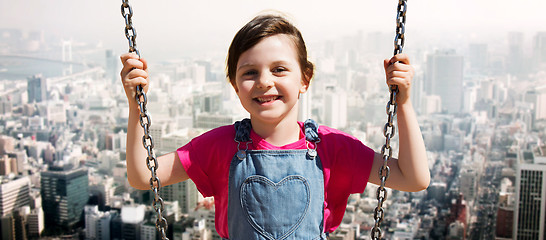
[120,53,149,107]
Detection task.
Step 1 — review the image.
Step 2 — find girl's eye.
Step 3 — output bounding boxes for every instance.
[273,67,287,73]
[243,70,258,76]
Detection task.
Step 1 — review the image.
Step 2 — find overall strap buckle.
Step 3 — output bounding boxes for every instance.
[304,119,321,159]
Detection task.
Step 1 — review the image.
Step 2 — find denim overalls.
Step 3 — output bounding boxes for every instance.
[225,119,328,240]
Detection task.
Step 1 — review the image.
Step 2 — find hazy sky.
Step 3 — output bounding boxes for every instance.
[1,0,545,61]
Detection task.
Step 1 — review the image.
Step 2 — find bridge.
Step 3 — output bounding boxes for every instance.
[0,54,90,66]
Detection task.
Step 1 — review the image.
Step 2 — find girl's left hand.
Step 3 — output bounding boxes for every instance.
[383,54,415,106]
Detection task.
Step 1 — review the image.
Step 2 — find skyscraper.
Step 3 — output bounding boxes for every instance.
[27,75,47,103]
[40,165,88,229]
[523,85,546,129]
[161,180,199,214]
[27,207,44,238]
[105,49,118,84]
[468,43,488,72]
[514,153,546,240]
[425,50,464,114]
[536,85,546,121]
[324,85,347,129]
[534,32,546,66]
[507,32,525,76]
[85,205,114,240]
[0,176,31,217]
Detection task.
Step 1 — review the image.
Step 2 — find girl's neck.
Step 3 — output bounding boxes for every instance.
[250,116,301,147]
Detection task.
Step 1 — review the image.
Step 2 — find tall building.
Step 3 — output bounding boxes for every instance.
[425,50,464,114]
[536,85,546,121]
[0,176,31,217]
[7,150,27,175]
[89,176,116,209]
[0,135,15,155]
[459,168,478,201]
[85,205,114,240]
[0,155,16,175]
[497,191,514,239]
[324,86,347,129]
[120,205,145,240]
[534,32,546,66]
[0,214,15,239]
[105,49,118,84]
[514,153,546,240]
[0,97,13,115]
[12,206,30,240]
[507,32,525,76]
[193,91,223,123]
[161,180,199,214]
[140,221,157,240]
[40,165,88,229]
[446,194,468,239]
[462,84,478,113]
[27,75,47,103]
[27,207,44,238]
[105,131,126,151]
[523,85,546,128]
[468,43,488,72]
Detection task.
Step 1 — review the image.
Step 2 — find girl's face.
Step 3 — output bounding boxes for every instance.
[234,34,309,124]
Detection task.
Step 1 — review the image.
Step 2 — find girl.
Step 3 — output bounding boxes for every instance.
[121,13,429,240]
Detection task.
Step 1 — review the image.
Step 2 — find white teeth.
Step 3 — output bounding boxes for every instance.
[256,96,278,103]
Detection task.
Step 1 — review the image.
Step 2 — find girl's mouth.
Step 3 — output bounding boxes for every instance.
[254,96,281,103]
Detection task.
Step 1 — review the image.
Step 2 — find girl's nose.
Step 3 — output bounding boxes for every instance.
[256,73,274,89]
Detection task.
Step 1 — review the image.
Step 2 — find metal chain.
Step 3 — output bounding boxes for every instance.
[121,1,169,239]
[371,0,406,239]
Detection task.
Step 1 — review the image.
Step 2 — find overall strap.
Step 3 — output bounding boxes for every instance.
[234,118,252,160]
[235,118,320,143]
[304,119,321,159]
[304,119,320,143]
[234,118,252,142]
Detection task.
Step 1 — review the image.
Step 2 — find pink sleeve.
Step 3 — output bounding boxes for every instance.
[347,140,374,193]
[177,141,215,197]
[176,125,236,198]
[320,127,375,194]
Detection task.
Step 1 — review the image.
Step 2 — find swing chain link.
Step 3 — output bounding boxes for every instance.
[121,1,169,239]
[122,0,139,58]
[371,0,406,239]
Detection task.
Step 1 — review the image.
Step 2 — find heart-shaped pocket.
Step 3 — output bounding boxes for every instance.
[240,175,310,240]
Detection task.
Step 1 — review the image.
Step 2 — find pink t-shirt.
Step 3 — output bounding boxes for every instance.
[177,121,374,238]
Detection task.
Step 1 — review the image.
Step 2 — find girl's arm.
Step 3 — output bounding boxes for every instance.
[121,53,189,190]
[368,54,430,192]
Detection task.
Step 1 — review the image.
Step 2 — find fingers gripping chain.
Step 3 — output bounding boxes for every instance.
[121,1,169,239]
[371,1,407,239]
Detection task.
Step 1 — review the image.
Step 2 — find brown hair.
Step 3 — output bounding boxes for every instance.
[226,14,314,88]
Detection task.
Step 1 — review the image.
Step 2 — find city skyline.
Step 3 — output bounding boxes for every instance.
[0,2,546,239]
[1,0,545,61]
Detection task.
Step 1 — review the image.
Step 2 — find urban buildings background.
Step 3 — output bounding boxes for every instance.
[1,1,546,239]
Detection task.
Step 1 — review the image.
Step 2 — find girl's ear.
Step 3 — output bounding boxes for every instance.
[300,69,313,93]
[299,86,308,93]
[299,81,309,94]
